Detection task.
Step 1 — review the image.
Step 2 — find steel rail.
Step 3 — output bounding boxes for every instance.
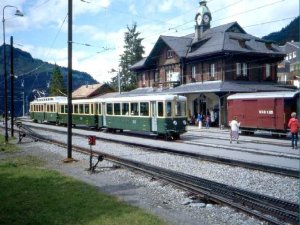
[16,121,299,178]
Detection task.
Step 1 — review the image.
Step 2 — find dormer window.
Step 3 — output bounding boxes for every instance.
[265,42,272,50]
[238,40,246,48]
[167,50,173,59]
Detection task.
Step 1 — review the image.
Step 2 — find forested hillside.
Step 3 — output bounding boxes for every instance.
[262,17,299,45]
[0,46,98,116]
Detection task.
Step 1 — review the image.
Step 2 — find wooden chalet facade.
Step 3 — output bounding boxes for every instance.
[129,1,295,126]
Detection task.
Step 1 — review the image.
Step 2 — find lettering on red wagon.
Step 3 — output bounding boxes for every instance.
[258,110,274,115]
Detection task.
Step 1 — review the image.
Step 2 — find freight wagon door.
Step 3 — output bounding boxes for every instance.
[151,101,157,132]
[242,100,257,128]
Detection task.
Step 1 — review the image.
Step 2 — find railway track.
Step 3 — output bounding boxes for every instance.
[16,122,300,225]
[15,120,299,178]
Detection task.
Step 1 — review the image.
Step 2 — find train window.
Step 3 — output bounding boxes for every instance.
[130,103,139,116]
[140,102,149,116]
[85,105,89,114]
[74,104,78,114]
[176,101,186,117]
[166,102,172,117]
[158,102,164,117]
[97,104,102,115]
[122,103,129,115]
[46,105,49,112]
[79,104,84,114]
[65,105,68,113]
[106,103,113,115]
[60,105,64,113]
[50,105,54,112]
[91,104,94,114]
[114,103,121,115]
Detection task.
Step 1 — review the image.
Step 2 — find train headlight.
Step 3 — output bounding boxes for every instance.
[183,120,187,125]
[173,120,178,126]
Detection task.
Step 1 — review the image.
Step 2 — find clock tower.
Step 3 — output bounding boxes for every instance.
[194,1,212,41]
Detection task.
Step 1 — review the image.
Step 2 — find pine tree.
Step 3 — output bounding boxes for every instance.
[112,23,144,91]
[49,65,66,96]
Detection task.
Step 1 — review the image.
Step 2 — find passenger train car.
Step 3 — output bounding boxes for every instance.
[29,94,187,139]
[227,91,299,135]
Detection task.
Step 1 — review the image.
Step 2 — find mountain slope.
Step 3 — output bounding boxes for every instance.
[262,16,299,45]
[0,46,98,116]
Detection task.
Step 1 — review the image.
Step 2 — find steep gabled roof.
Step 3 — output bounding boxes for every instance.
[130,21,285,71]
[130,35,192,70]
[187,22,284,58]
[72,84,104,99]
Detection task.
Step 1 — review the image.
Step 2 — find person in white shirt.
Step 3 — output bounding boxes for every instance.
[229,116,241,144]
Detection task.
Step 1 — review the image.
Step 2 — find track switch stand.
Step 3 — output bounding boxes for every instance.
[87,135,103,173]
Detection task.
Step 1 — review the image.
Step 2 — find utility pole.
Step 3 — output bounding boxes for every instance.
[10,36,14,136]
[65,0,73,162]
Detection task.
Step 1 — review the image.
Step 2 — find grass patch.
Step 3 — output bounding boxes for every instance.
[0,155,168,225]
[0,134,19,152]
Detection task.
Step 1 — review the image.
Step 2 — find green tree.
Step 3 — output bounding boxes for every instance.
[112,23,145,91]
[49,65,66,96]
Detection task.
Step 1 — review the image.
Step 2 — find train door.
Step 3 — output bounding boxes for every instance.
[103,103,107,126]
[151,101,157,132]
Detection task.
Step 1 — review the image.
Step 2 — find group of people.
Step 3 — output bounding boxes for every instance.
[196,113,210,129]
[229,112,299,149]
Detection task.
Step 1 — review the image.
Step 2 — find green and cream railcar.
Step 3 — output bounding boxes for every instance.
[29,97,67,123]
[58,98,100,127]
[102,95,187,138]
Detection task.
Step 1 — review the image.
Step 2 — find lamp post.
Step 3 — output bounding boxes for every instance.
[2,5,23,143]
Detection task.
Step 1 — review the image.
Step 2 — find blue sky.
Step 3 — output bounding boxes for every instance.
[1,0,299,83]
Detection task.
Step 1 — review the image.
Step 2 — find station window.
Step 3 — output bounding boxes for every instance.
[122,103,129,115]
[140,102,149,116]
[210,64,215,77]
[176,101,186,117]
[106,103,113,115]
[114,103,121,115]
[74,104,78,114]
[84,104,89,114]
[158,102,164,117]
[130,103,139,116]
[166,102,172,117]
[266,64,271,78]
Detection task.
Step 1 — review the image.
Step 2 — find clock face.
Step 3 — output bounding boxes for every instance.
[196,14,202,25]
[203,14,210,24]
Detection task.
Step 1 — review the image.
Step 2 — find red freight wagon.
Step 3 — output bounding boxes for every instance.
[227,91,299,135]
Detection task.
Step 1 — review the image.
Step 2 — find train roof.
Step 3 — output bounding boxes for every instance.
[30,96,67,104]
[227,91,299,100]
[102,94,187,103]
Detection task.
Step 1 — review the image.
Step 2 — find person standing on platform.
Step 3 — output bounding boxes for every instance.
[197,113,203,129]
[229,116,240,144]
[205,115,210,129]
[288,112,299,149]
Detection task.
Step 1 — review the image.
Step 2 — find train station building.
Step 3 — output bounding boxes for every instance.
[129,0,296,127]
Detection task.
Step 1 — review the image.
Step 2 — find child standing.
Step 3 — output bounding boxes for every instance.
[229,116,240,144]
